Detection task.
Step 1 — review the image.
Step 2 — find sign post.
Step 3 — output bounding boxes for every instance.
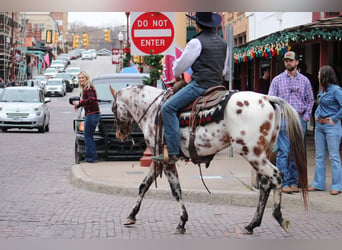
[130,12,175,56]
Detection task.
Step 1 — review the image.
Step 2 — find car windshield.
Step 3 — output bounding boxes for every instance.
[0,88,41,102]
[33,76,46,80]
[55,74,70,79]
[51,60,64,65]
[66,69,80,74]
[47,80,62,86]
[93,77,146,101]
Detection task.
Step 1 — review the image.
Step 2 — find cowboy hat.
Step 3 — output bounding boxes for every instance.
[186,12,222,28]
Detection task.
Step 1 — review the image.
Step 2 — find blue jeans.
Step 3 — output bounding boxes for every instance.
[276,116,307,188]
[312,121,342,191]
[84,113,101,162]
[162,81,206,156]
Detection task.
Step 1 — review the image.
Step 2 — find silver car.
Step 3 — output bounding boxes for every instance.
[45,78,66,97]
[0,86,51,132]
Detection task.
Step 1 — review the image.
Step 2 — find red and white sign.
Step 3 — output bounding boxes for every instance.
[130,12,175,56]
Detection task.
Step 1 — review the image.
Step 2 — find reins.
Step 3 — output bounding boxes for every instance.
[116,91,165,142]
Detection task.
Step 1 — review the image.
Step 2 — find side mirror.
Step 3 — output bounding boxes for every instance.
[69,96,80,105]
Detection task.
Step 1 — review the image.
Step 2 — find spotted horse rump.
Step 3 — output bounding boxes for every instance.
[110,84,308,235]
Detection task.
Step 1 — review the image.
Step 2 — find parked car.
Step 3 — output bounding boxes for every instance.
[69,73,165,163]
[65,67,81,87]
[57,54,71,65]
[45,78,66,97]
[32,75,48,88]
[49,63,65,73]
[25,79,45,93]
[55,72,74,92]
[88,49,97,59]
[81,51,93,60]
[44,68,58,79]
[0,86,51,132]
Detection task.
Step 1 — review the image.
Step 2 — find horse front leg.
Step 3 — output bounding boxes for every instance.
[164,163,188,234]
[242,175,272,234]
[124,163,162,226]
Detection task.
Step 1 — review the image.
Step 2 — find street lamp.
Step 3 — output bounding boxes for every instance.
[125,12,130,47]
[118,31,124,71]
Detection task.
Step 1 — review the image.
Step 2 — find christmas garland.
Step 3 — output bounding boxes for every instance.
[234,28,342,64]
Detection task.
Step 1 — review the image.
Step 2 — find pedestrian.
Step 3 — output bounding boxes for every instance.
[268,51,314,193]
[151,12,229,164]
[309,65,342,195]
[73,71,101,163]
[258,66,270,94]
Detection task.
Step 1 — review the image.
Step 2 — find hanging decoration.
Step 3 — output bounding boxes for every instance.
[122,45,131,68]
[233,27,342,64]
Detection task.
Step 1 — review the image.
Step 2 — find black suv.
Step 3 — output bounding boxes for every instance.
[69,73,165,163]
[55,72,74,92]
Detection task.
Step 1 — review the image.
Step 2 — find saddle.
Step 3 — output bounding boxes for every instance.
[156,84,236,167]
[186,85,227,167]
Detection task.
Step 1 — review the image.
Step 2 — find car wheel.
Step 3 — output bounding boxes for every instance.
[1,128,7,132]
[75,140,84,164]
[45,123,50,132]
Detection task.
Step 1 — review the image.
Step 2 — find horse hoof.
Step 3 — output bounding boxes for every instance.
[241,227,253,235]
[175,226,186,234]
[281,219,290,232]
[124,218,136,226]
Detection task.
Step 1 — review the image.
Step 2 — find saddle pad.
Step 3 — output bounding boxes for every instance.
[179,90,238,127]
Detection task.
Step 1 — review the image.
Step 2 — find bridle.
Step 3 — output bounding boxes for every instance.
[113,90,165,142]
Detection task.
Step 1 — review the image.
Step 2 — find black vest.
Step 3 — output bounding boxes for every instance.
[191,30,227,88]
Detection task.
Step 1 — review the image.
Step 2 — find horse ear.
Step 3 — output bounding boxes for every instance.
[109,85,116,97]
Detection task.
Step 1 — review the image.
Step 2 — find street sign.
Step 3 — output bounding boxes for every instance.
[112,48,119,64]
[130,12,175,56]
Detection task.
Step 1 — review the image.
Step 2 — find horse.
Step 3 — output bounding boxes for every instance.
[110,84,308,235]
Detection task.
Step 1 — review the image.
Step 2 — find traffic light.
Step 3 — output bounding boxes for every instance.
[104,29,110,42]
[73,35,79,48]
[46,30,52,44]
[82,33,89,47]
[54,32,58,44]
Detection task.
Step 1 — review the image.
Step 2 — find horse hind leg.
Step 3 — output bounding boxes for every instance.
[271,169,291,232]
[124,163,162,226]
[242,161,290,234]
[242,174,272,234]
[163,163,188,234]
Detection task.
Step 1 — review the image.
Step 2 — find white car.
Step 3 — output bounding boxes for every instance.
[45,78,66,97]
[49,63,65,73]
[81,51,93,60]
[44,68,58,79]
[0,87,51,132]
[66,67,81,87]
[88,49,97,59]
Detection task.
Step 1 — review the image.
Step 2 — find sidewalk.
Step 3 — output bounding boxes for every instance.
[69,134,341,212]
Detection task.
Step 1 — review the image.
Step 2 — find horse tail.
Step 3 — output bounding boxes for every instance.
[267,95,308,210]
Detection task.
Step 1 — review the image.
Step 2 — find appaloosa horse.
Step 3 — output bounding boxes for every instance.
[110,85,308,235]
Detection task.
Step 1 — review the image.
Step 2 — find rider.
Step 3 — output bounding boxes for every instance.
[151,12,229,164]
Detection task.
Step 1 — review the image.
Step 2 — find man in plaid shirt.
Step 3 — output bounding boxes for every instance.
[268,51,314,194]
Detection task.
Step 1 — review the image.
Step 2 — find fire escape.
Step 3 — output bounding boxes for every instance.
[0,12,27,83]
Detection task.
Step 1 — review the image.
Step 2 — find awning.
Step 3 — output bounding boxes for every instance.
[233,15,342,63]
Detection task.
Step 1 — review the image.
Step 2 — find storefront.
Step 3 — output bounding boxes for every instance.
[233,15,342,94]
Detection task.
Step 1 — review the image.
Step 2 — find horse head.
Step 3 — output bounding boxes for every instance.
[110,85,135,142]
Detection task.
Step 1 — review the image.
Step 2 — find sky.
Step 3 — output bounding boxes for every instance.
[68,12,127,28]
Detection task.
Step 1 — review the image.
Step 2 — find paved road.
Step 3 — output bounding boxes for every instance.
[0,56,341,239]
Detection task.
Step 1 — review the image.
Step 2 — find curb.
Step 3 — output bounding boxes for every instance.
[69,164,341,213]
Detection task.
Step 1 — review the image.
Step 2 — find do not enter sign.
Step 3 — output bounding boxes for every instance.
[130,12,175,56]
